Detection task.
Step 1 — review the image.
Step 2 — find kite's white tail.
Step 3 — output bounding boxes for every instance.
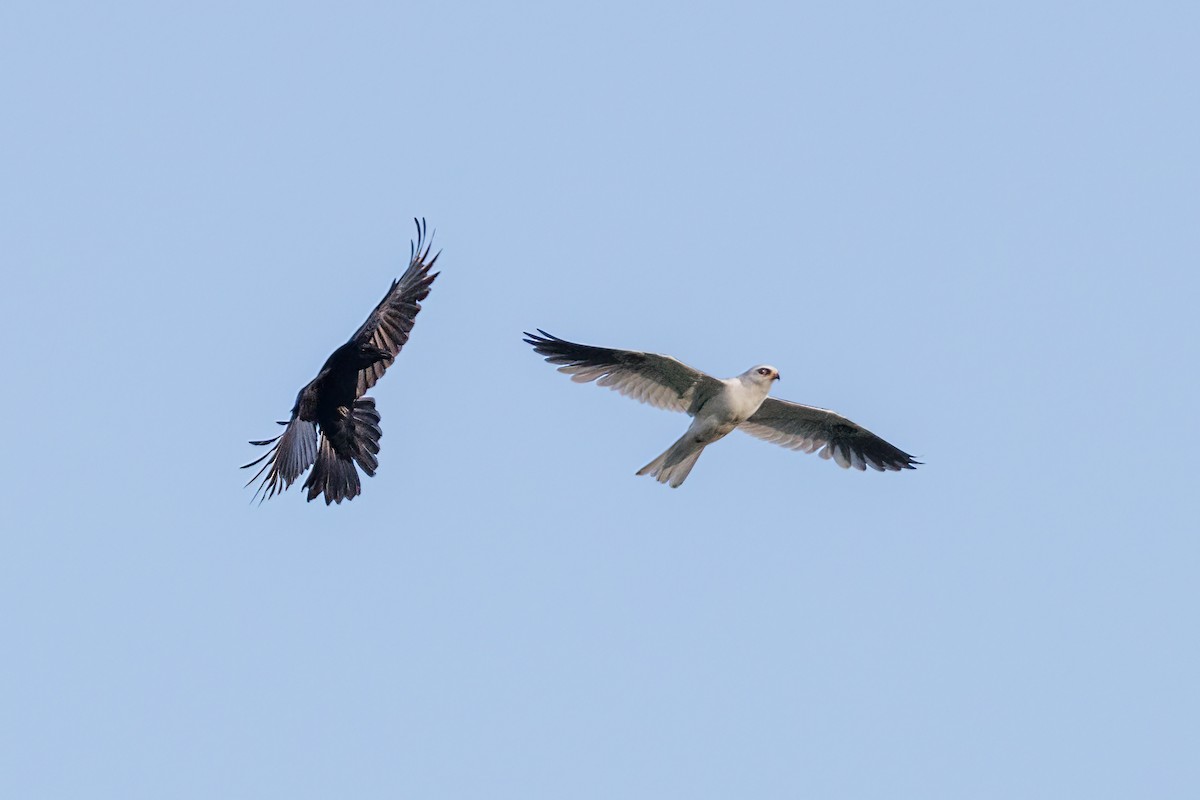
[637,435,706,488]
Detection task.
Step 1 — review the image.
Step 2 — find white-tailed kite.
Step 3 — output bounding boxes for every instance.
[242,219,439,504]
[525,330,919,488]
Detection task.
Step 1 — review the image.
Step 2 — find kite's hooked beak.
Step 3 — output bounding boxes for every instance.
[774,372,781,382]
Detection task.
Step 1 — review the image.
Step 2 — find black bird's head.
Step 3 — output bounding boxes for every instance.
[360,345,394,366]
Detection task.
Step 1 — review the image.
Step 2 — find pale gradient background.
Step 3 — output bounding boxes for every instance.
[2,1,1197,797]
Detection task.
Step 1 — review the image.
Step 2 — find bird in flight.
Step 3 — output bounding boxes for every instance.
[243,219,440,504]
[525,330,919,488]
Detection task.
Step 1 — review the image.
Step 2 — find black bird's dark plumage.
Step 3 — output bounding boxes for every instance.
[242,219,439,504]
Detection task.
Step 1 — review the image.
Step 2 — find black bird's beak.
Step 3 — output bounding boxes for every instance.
[775,372,781,381]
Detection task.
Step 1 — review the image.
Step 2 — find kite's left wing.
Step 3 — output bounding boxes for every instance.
[524,330,725,416]
[740,398,919,471]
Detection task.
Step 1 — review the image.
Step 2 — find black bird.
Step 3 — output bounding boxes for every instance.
[243,219,439,504]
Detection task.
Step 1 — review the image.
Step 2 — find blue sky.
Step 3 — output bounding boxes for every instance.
[2,1,1197,797]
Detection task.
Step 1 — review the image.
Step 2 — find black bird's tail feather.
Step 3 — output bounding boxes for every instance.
[302,398,383,505]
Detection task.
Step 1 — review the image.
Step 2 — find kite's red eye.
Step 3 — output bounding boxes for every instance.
[758,368,770,376]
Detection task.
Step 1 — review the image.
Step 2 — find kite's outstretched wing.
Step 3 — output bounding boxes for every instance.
[524,330,724,416]
[739,398,919,471]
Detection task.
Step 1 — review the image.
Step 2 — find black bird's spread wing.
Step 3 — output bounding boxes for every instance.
[739,398,919,472]
[524,330,724,416]
[350,218,440,397]
[241,418,319,502]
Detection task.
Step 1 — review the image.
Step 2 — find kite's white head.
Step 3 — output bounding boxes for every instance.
[738,366,781,401]
[748,365,781,384]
